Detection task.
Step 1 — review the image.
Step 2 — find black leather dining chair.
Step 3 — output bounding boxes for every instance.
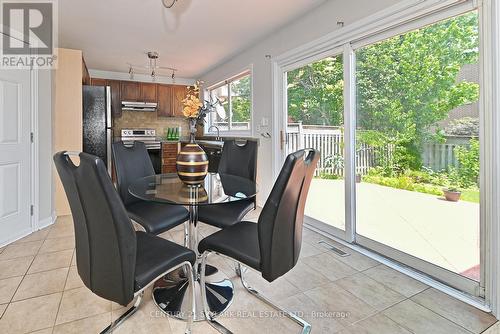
[113,141,189,238]
[197,139,258,229]
[53,151,196,334]
[198,149,320,334]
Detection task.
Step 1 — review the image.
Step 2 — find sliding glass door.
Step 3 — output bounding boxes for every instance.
[278,7,483,297]
[354,10,481,295]
[285,54,346,237]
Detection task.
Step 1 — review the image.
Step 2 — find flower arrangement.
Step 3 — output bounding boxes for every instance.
[182,80,219,142]
[182,80,219,123]
[182,81,204,118]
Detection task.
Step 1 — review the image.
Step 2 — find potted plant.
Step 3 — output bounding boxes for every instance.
[443,169,462,202]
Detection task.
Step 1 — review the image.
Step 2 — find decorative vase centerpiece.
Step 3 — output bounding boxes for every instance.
[176,81,219,186]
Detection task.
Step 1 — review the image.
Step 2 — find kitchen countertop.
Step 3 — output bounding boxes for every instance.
[115,136,258,149]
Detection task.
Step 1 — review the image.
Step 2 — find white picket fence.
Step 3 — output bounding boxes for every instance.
[286,123,473,176]
[286,124,393,176]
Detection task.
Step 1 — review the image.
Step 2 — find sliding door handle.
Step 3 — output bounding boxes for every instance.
[280,130,284,151]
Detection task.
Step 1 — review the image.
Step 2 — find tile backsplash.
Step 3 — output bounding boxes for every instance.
[114,111,189,139]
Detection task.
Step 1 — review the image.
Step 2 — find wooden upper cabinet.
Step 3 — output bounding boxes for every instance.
[82,57,91,85]
[91,78,107,86]
[87,80,189,118]
[120,81,140,101]
[157,84,172,117]
[140,82,157,102]
[171,85,188,117]
[107,80,122,118]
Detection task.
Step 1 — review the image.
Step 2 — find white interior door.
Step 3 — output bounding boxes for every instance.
[0,68,32,246]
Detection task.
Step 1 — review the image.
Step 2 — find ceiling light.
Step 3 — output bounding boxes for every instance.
[162,0,178,9]
[126,51,178,81]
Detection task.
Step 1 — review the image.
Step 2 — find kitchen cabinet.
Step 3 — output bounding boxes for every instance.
[82,57,91,85]
[172,85,188,117]
[121,81,141,101]
[162,142,180,173]
[107,80,122,118]
[89,79,189,118]
[89,78,122,118]
[157,84,172,117]
[91,78,107,86]
[140,82,157,102]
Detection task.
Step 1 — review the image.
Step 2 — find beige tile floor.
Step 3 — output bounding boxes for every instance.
[0,211,496,334]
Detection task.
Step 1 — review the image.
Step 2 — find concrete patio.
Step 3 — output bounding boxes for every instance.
[305,179,480,281]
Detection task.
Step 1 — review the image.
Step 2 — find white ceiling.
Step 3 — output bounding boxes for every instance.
[59,0,326,78]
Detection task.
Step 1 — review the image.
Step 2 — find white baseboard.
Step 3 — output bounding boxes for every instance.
[0,227,33,248]
[38,213,56,229]
[0,213,56,248]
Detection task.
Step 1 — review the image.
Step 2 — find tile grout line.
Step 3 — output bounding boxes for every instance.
[0,303,7,319]
[480,322,499,333]
[359,264,430,298]
[382,296,477,334]
[4,239,44,306]
[52,218,77,329]
[408,288,490,334]
[347,296,414,331]
[369,265,494,333]
[2,222,64,333]
[52,253,74,331]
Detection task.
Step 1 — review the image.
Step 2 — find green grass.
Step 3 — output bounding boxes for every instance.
[460,189,480,203]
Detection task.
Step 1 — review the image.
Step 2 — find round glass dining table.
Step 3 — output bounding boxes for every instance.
[129,172,258,321]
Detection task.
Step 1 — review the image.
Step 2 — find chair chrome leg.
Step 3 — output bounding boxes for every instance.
[99,292,144,334]
[184,221,190,248]
[237,263,312,334]
[184,263,195,334]
[200,252,234,334]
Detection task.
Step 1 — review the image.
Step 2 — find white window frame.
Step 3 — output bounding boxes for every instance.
[205,69,253,137]
[272,0,499,315]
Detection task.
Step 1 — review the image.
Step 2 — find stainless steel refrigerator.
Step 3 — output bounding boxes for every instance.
[83,85,112,173]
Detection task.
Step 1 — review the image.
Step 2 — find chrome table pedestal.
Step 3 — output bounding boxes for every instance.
[152,190,234,321]
[129,173,257,322]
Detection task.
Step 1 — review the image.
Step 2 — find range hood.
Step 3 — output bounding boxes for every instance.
[121,101,157,112]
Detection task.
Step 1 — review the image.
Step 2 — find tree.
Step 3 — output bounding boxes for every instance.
[286,12,479,170]
[231,76,251,123]
[287,56,344,125]
[356,12,479,168]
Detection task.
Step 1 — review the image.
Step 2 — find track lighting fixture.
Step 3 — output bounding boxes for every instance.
[126,51,177,82]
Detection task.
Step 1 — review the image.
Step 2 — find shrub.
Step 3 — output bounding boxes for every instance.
[363,174,443,196]
[368,167,449,187]
[454,138,480,188]
[318,173,343,180]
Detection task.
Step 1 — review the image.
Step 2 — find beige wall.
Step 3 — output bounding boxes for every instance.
[53,48,83,216]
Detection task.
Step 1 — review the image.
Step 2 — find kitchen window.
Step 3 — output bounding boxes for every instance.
[207,70,252,134]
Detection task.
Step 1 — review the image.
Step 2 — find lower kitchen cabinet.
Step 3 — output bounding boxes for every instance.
[162,142,180,173]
